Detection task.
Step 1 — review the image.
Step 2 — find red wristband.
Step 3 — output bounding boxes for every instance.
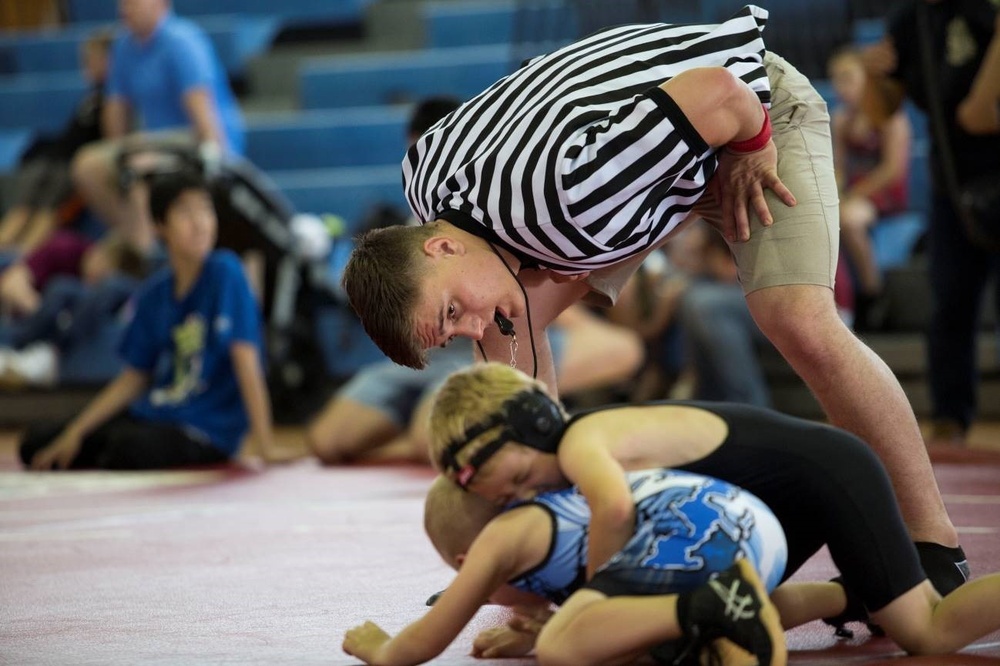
[725,107,771,154]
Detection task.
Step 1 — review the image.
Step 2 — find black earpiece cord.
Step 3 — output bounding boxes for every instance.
[479,242,538,379]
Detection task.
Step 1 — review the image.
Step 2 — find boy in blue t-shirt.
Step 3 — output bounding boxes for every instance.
[20,171,281,470]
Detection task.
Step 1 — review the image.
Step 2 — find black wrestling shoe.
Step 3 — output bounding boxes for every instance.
[821,576,884,639]
[675,560,785,666]
[915,542,970,595]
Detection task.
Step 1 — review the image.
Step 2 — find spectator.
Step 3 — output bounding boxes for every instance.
[0,28,113,254]
[71,0,244,254]
[0,231,142,317]
[863,0,1000,445]
[306,307,643,465]
[18,170,286,470]
[828,45,912,331]
[0,232,146,388]
[677,223,774,406]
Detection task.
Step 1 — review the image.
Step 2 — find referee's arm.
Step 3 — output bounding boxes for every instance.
[660,66,766,148]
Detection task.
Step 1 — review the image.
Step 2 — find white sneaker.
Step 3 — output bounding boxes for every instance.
[2,343,58,388]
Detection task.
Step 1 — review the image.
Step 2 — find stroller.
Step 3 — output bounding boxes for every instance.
[116,142,385,420]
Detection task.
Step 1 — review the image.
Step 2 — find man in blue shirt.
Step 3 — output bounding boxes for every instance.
[71,0,244,254]
[19,170,287,470]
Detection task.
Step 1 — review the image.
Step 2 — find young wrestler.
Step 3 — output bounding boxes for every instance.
[427,363,1000,659]
[343,470,788,666]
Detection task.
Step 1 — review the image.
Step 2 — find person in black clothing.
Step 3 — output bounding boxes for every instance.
[0,28,114,253]
[863,0,1000,446]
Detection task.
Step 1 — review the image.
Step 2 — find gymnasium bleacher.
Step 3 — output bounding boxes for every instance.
[0,0,996,424]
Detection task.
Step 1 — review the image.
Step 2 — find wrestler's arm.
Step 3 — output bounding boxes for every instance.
[343,509,552,665]
[558,428,634,580]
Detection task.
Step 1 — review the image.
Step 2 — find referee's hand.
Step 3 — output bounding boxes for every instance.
[715,141,795,242]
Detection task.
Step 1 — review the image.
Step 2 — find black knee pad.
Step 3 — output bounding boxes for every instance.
[914,542,970,596]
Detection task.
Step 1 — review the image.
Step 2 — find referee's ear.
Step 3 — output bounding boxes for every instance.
[423,235,466,259]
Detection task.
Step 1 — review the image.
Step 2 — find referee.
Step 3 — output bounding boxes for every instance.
[342,4,967,598]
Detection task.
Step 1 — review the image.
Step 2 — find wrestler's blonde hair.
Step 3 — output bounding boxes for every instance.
[423,475,502,567]
[428,363,558,479]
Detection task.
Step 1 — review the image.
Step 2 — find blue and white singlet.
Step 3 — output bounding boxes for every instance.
[509,468,787,602]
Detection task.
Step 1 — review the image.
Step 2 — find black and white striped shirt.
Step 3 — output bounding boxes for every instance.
[403,4,771,272]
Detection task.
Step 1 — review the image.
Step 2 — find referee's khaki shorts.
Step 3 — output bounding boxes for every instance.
[585,52,840,307]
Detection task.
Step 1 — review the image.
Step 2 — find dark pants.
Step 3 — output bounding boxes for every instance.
[0,275,137,350]
[19,413,228,470]
[927,193,1000,430]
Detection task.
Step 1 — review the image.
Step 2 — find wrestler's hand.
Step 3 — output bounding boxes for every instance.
[342,620,390,664]
[715,140,795,242]
[471,624,537,658]
[471,606,552,658]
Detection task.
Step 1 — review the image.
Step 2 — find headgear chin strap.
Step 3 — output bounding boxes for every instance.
[440,388,565,489]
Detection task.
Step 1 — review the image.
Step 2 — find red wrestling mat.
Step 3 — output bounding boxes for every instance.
[1,449,999,664]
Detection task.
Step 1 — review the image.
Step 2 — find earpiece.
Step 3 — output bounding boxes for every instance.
[441,389,565,486]
[499,389,564,453]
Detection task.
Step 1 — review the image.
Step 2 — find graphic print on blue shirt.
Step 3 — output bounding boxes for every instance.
[149,312,206,406]
[120,250,262,455]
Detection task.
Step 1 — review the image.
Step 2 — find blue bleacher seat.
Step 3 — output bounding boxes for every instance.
[0,128,32,172]
[424,1,516,48]
[0,16,278,79]
[852,18,885,46]
[66,0,372,25]
[300,45,513,109]
[871,212,925,271]
[269,166,407,231]
[870,138,931,271]
[0,74,86,133]
[245,108,409,171]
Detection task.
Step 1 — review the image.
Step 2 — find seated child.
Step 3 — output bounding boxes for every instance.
[828,45,912,330]
[18,170,286,469]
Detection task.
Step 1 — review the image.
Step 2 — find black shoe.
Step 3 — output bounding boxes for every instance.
[676,560,785,666]
[915,542,970,595]
[821,576,884,639]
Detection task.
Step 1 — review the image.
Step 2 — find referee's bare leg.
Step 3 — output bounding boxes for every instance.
[747,282,958,547]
